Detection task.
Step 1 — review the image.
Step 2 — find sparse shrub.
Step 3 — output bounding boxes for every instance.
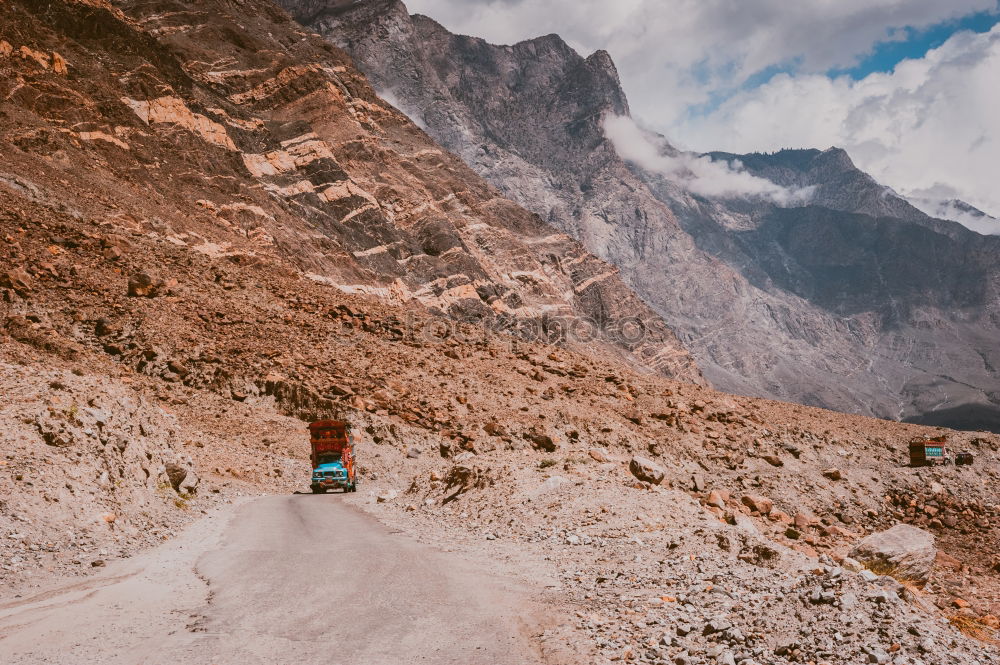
[948,615,999,645]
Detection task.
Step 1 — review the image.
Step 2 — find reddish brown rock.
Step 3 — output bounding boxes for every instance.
[1,268,33,296]
[706,490,727,509]
[741,495,774,515]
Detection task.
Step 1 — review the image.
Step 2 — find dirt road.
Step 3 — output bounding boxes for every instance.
[0,495,542,664]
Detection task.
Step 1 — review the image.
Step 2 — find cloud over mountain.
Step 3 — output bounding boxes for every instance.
[676,24,1000,229]
[602,115,810,204]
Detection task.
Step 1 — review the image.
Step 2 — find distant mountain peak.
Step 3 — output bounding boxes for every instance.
[817,146,855,169]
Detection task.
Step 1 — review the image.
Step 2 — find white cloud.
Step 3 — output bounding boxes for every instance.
[602,115,811,204]
[908,195,1000,235]
[675,25,1000,229]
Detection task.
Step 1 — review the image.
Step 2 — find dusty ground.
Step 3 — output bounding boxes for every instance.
[0,495,549,665]
[5,333,998,665]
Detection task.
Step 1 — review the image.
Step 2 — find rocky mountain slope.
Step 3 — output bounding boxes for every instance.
[0,0,701,384]
[2,2,1000,664]
[300,0,1000,430]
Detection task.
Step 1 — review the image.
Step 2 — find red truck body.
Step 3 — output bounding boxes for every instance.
[309,420,357,492]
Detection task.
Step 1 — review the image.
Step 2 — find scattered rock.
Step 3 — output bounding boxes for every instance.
[1,268,33,296]
[127,272,158,297]
[741,494,773,515]
[628,456,664,485]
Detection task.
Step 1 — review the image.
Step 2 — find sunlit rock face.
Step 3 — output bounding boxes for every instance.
[0,0,702,383]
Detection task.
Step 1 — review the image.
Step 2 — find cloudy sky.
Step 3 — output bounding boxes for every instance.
[406,0,1000,223]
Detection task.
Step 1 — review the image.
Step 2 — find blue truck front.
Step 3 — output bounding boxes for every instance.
[311,462,349,493]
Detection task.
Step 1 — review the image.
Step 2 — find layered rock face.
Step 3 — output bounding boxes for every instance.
[299,0,1000,429]
[0,0,701,383]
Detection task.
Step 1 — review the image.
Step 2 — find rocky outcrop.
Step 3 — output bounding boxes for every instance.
[304,0,1000,429]
[0,0,700,384]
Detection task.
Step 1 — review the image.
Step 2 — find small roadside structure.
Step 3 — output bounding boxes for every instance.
[909,436,948,467]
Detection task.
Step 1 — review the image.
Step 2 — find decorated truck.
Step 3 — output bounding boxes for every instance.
[908,436,948,467]
[309,420,357,493]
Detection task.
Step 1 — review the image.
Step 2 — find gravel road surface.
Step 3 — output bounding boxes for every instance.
[0,495,540,665]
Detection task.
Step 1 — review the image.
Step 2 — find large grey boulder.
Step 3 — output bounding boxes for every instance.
[848,524,936,584]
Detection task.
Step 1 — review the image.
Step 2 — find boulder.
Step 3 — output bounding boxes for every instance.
[164,462,189,491]
[1,268,33,296]
[483,422,506,437]
[841,557,864,572]
[127,272,158,297]
[179,468,199,494]
[588,447,611,463]
[762,454,783,467]
[793,511,817,529]
[525,430,557,452]
[822,468,843,481]
[629,456,664,485]
[51,51,68,75]
[623,409,643,424]
[706,489,727,509]
[741,494,773,515]
[848,524,936,584]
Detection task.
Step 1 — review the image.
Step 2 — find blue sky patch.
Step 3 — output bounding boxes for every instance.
[833,11,1000,79]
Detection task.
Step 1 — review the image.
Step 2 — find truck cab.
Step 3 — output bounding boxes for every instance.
[311,455,352,493]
